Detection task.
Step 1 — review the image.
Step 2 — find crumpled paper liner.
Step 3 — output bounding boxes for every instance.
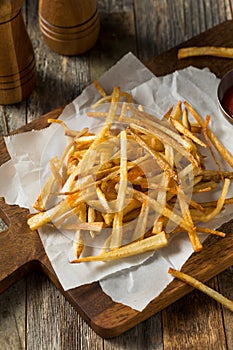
[1,52,233,311]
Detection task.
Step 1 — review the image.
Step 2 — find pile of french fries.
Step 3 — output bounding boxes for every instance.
[27,82,233,263]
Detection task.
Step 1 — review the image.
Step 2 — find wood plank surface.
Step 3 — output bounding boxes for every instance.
[0,0,233,349]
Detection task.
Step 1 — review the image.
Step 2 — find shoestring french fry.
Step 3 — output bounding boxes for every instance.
[191,179,230,222]
[71,231,168,263]
[181,107,191,130]
[200,170,233,181]
[93,80,107,97]
[27,82,233,263]
[195,226,226,238]
[171,100,182,120]
[168,268,233,312]
[48,119,89,139]
[178,46,233,60]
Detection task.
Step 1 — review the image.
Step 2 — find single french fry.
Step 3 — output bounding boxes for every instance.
[168,267,233,312]
[63,221,103,232]
[171,101,182,120]
[86,111,109,118]
[193,180,219,193]
[48,119,88,139]
[196,226,226,238]
[73,230,84,258]
[71,231,168,263]
[178,46,233,60]
[88,206,97,238]
[162,106,173,120]
[116,130,128,211]
[110,211,124,249]
[132,200,150,241]
[177,185,202,252]
[182,108,191,130]
[91,95,112,109]
[49,156,63,189]
[200,169,233,182]
[195,178,230,222]
[93,80,107,97]
[28,199,72,230]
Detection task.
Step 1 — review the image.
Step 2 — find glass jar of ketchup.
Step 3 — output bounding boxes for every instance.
[222,86,233,118]
[217,69,233,123]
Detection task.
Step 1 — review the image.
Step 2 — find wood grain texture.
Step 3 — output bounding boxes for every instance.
[162,278,227,350]
[0,0,233,348]
[90,9,137,80]
[218,266,233,350]
[26,272,103,350]
[0,280,25,350]
[134,0,233,62]
[146,20,233,79]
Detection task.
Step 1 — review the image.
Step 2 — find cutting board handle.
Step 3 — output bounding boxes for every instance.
[0,197,45,293]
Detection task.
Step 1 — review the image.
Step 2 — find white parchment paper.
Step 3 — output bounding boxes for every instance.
[1,52,233,311]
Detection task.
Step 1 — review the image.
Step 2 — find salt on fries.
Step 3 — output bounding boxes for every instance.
[168,268,233,312]
[178,46,233,60]
[27,82,233,264]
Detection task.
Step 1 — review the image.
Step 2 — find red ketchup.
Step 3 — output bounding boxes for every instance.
[222,86,233,117]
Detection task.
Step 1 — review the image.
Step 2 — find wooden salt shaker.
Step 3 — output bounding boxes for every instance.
[39,0,100,56]
[0,0,36,105]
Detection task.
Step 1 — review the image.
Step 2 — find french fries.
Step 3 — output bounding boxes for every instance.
[27,82,233,264]
[178,46,233,60]
[168,268,233,312]
[72,232,168,262]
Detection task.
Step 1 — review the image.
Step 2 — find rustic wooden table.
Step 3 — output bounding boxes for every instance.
[0,1,233,349]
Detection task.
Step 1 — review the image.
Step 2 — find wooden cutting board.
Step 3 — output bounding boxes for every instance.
[1,20,233,339]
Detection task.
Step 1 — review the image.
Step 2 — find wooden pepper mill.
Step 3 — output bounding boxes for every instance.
[0,0,36,105]
[39,0,100,56]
